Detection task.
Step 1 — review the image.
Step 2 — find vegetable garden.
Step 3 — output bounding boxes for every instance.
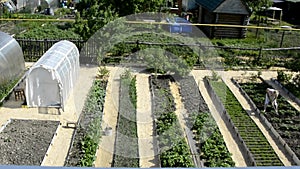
[65,79,107,167]
[238,79,300,160]
[209,78,283,166]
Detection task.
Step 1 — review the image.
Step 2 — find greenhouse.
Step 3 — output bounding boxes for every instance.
[25,40,80,111]
[0,31,25,85]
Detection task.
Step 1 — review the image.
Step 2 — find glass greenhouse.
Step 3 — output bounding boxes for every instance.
[25,40,80,111]
[0,31,25,85]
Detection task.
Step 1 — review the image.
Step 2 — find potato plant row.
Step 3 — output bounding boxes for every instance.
[65,80,107,167]
[210,80,283,166]
[150,75,194,167]
[178,77,235,167]
[238,81,300,159]
[112,73,139,167]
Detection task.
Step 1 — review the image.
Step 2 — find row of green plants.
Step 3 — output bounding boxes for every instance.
[78,79,107,166]
[190,112,235,167]
[238,79,300,159]
[151,76,194,167]
[209,79,283,166]
[113,70,138,167]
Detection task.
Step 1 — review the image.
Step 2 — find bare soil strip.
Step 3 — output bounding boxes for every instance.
[192,70,248,167]
[136,74,159,168]
[94,67,123,167]
[221,71,292,166]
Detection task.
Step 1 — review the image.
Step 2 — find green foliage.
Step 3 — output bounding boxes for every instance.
[79,80,107,167]
[0,78,19,104]
[277,70,292,84]
[74,0,118,40]
[129,76,137,109]
[242,0,272,14]
[190,112,235,167]
[15,24,81,39]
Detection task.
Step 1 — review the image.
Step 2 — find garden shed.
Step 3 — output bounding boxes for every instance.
[25,40,79,111]
[196,0,250,38]
[0,31,25,85]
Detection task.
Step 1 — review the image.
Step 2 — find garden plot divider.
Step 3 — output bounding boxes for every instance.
[203,77,256,166]
[231,77,300,165]
[271,78,300,107]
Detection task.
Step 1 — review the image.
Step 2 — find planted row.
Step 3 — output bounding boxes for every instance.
[0,78,19,104]
[210,79,283,166]
[65,79,107,167]
[113,71,139,167]
[178,76,235,167]
[238,80,300,159]
[151,75,194,167]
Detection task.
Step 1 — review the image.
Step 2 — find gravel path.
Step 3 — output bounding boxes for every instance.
[192,70,247,167]
[221,71,292,166]
[94,67,123,167]
[0,119,59,165]
[136,74,159,168]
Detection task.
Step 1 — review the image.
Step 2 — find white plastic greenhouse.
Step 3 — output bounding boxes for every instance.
[25,40,80,111]
[0,31,25,85]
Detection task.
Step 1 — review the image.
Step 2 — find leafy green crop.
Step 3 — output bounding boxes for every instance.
[79,80,107,167]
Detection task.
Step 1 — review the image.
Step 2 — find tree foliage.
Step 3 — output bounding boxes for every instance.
[74,0,164,39]
[242,0,272,14]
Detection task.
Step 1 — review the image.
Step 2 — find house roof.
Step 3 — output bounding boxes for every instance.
[214,0,250,14]
[195,0,249,14]
[195,0,224,12]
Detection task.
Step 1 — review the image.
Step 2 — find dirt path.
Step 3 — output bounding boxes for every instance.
[192,70,247,167]
[94,67,123,167]
[221,71,292,166]
[136,74,159,168]
[0,65,98,166]
[169,81,191,146]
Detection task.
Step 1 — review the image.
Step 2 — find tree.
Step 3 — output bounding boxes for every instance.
[74,0,118,40]
[242,0,272,15]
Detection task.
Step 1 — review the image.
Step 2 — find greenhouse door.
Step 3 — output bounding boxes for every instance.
[26,68,61,108]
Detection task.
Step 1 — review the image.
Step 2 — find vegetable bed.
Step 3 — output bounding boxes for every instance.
[238,80,300,159]
[150,75,194,167]
[210,79,283,166]
[112,72,138,167]
[178,76,235,167]
[0,119,59,165]
[65,79,107,167]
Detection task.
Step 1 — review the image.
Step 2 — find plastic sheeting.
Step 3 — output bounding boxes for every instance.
[0,31,25,85]
[25,40,79,111]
